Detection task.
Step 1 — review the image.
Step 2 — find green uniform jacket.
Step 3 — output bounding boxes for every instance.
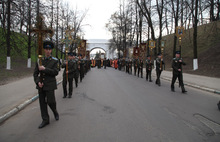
[146,59,153,71]
[172,58,186,75]
[33,56,59,90]
[62,60,77,79]
[156,58,165,71]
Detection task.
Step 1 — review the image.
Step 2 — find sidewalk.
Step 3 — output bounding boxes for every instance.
[129,67,220,94]
[142,68,220,94]
[153,70,220,94]
[0,68,219,124]
[0,71,63,124]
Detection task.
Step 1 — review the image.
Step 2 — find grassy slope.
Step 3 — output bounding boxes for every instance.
[0,28,37,68]
[162,21,220,77]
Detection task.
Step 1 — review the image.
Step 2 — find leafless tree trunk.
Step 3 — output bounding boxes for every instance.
[156,0,164,53]
[193,0,199,70]
[6,0,11,70]
[171,0,179,58]
[50,0,54,41]
[55,0,59,58]
[210,0,215,21]
[27,0,32,68]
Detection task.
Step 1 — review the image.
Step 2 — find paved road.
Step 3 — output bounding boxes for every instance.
[0,68,220,142]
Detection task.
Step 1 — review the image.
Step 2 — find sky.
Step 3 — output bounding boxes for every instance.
[64,0,120,40]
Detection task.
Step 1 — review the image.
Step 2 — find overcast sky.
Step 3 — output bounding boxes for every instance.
[64,0,120,40]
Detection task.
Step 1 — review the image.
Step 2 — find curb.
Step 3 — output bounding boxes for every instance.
[0,80,63,124]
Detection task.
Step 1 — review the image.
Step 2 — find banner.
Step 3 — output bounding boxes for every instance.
[133,47,139,58]
[78,40,87,58]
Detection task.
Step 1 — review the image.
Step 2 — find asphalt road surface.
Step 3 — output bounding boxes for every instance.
[0,68,220,142]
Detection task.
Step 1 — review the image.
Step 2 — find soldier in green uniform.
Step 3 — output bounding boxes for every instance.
[118,59,122,71]
[146,55,153,82]
[103,58,107,69]
[125,58,129,73]
[133,57,138,76]
[78,54,84,82]
[138,57,143,78]
[171,51,187,93]
[129,59,132,74]
[73,53,79,88]
[62,52,77,98]
[155,53,165,86]
[33,41,59,129]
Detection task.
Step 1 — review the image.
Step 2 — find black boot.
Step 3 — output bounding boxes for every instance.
[181,86,187,93]
[38,121,49,129]
[217,101,220,111]
[49,104,59,121]
[54,110,59,121]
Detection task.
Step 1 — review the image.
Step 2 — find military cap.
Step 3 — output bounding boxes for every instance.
[43,40,54,49]
[68,52,74,56]
[175,51,181,54]
[72,52,76,56]
[157,53,161,56]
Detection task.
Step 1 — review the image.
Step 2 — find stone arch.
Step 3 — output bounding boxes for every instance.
[90,47,106,52]
[87,39,113,59]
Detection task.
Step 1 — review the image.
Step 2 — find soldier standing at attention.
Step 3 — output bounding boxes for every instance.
[103,58,107,69]
[146,55,153,82]
[62,52,77,98]
[73,53,79,88]
[155,53,164,86]
[125,58,129,73]
[78,54,84,82]
[138,57,143,78]
[129,59,133,74]
[133,57,138,76]
[171,51,187,93]
[33,41,59,129]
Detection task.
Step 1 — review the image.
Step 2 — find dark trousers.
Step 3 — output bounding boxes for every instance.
[39,89,57,122]
[129,66,132,74]
[126,66,129,73]
[79,70,84,82]
[74,75,78,87]
[171,72,186,91]
[138,68,143,78]
[146,69,152,81]
[156,70,162,85]
[134,67,137,75]
[62,77,73,97]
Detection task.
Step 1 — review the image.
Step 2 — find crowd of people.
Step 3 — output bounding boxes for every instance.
[99,51,187,93]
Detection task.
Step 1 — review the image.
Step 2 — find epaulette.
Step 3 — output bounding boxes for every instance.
[51,57,58,60]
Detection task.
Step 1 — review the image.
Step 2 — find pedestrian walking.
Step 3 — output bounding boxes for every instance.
[33,41,59,129]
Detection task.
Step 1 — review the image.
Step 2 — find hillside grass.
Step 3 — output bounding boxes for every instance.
[161,21,220,77]
[0,28,38,68]
[0,28,63,85]
[163,21,220,58]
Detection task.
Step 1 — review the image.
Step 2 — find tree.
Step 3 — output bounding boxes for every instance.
[6,0,11,70]
[171,0,180,58]
[156,0,165,53]
[193,0,199,70]
[27,0,32,68]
